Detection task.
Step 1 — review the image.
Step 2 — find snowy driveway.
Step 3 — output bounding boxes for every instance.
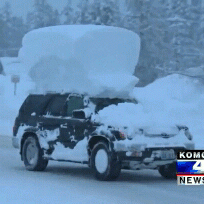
[0,136,203,204]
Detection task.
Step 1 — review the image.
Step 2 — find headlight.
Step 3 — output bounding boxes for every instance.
[111,130,126,140]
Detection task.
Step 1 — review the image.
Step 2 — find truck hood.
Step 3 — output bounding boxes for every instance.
[143,125,179,137]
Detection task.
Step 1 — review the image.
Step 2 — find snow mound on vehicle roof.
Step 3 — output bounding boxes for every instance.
[18,25,140,97]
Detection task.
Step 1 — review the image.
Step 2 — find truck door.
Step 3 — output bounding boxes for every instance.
[59,95,87,149]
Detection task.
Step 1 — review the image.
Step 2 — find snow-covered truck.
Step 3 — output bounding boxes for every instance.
[12,25,194,180]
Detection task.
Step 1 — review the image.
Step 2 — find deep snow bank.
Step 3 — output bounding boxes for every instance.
[92,74,204,148]
[18,25,140,97]
[0,75,34,136]
[134,74,204,149]
[1,57,27,76]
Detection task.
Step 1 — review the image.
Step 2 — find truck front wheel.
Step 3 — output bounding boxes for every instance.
[91,141,121,181]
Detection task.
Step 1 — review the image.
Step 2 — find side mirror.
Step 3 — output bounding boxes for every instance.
[72,110,86,119]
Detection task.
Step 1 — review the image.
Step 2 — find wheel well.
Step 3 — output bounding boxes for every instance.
[20,132,38,159]
[88,136,110,155]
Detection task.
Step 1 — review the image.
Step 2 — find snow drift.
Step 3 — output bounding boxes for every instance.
[91,74,204,149]
[0,75,34,135]
[18,25,140,97]
[134,74,204,149]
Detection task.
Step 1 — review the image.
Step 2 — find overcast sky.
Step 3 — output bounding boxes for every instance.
[0,0,79,20]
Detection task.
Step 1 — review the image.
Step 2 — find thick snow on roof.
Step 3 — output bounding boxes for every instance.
[18,25,140,97]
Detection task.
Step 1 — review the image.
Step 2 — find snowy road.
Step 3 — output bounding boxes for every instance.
[0,136,203,204]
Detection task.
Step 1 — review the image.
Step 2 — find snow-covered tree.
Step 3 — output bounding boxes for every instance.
[9,16,26,48]
[0,14,8,49]
[61,0,74,24]
[0,1,12,48]
[74,0,92,24]
[124,0,167,85]
[89,0,121,26]
[0,1,26,51]
[166,0,203,70]
[1,1,12,23]
[27,0,59,30]
[74,0,121,26]
[124,0,204,85]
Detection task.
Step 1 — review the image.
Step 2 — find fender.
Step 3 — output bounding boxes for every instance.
[24,127,39,133]
[88,134,115,152]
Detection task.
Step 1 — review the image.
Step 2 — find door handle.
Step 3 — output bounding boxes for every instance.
[60,124,67,128]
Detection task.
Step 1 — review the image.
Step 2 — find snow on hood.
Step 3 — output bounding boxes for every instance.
[134,74,204,148]
[91,102,178,137]
[18,25,140,98]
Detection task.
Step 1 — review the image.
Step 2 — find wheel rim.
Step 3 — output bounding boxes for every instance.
[26,140,38,165]
[95,149,109,173]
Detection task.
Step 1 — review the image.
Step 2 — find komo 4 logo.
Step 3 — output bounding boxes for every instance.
[193,161,204,171]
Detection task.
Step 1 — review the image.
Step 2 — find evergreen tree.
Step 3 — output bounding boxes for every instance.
[0,14,8,49]
[1,1,12,48]
[52,9,60,25]
[10,16,26,48]
[167,0,202,70]
[74,0,92,24]
[1,1,12,23]
[89,0,121,26]
[124,0,162,86]
[27,0,59,30]
[0,1,27,56]
[61,0,74,24]
[125,0,203,85]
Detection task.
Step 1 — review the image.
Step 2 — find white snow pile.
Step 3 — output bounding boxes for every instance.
[50,139,88,162]
[134,74,204,149]
[0,57,27,76]
[92,74,204,148]
[0,75,34,136]
[92,102,178,137]
[18,25,140,97]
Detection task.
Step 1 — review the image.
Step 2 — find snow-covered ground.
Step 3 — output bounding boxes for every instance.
[0,74,34,136]
[1,135,204,204]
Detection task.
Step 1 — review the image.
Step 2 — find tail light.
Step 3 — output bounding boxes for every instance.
[119,132,126,140]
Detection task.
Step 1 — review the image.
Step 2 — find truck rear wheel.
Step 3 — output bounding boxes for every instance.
[22,136,48,171]
[158,162,176,179]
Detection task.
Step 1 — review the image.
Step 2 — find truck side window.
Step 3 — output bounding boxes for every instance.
[66,96,84,116]
[45,95,67,116]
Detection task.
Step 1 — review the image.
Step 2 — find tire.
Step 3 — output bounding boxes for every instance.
[22,136,48,171]
[158,162,176,179]
[91,141,121,181]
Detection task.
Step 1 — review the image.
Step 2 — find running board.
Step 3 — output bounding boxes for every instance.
[44,157,89,165]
